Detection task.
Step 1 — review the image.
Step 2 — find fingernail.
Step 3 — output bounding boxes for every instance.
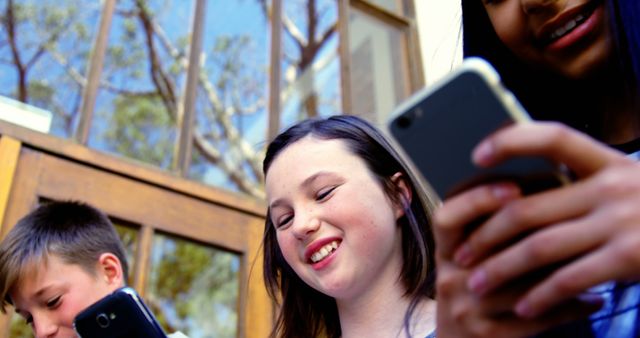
[492,184,519,201]
[578,293,605,307]
[454,244,473,267]
[467,269,487,294]
[472,140,494,165]
[515,300,534,318]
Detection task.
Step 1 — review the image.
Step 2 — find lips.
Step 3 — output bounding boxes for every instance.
[305,238,341,264]
[537,0,602,47]
[310,241,339,263]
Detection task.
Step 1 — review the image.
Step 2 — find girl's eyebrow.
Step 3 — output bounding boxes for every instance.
[269,171,339,209]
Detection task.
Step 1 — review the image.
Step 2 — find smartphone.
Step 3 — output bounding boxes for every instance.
[74,287,167,338]
[387,57,569,200]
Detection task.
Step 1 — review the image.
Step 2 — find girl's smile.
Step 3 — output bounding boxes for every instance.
[538,0,604,52]
[266,136,405,300]
[485,0,611,79]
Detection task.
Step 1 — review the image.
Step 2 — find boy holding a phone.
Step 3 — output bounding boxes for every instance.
[0,201,185,338]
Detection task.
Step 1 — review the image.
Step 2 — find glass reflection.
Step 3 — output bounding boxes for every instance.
[0,0,101,138]
[280,0,341,127]
[113,222,139,285]
[188,0,269,198]
[147,232,240,338]
[88,0,192,169]
[349,8,411,122]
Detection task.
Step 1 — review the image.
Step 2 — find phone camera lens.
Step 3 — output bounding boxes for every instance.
[96,313,110,328]
[396,115,413,129]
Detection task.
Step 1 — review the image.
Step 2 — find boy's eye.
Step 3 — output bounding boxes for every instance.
[315,186,337,201]
[46,296,61,309]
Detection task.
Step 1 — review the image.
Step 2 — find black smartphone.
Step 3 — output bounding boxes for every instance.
[388,58,569,200]
[74,287,167,338]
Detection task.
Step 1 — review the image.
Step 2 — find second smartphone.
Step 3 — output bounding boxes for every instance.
[387,57,569,200]
[74,287,168,338]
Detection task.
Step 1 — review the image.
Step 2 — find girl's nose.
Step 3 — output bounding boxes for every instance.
[520,0,561,14]
[292,215,321,240]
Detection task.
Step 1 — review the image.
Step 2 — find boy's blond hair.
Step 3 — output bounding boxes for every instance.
[0,200,129,312]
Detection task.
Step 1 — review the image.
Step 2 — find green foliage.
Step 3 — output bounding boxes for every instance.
[9,314,31,338]
[101,95,176,169]
[148,235,239,338]
[27,80,55,107]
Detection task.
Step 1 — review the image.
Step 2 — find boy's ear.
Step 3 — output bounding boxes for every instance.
[391,172,412,219]
[97,253,125,287]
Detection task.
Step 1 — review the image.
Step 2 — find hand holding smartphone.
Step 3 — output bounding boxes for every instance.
[74,287,167,338]
[387,57,569,200]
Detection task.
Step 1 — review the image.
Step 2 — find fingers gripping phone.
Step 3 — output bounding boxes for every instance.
[74,287,167,338]
[388,57,569,200]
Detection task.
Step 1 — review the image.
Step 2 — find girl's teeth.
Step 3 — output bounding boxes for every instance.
[310,241,339,263]
[550,14,586,40]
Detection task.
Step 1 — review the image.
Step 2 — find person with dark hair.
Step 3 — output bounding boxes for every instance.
[434,0,640,337]
[0,201,186,338]
[262,115,437,338]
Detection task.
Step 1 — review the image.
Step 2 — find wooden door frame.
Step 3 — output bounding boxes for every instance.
[0,121,272,338]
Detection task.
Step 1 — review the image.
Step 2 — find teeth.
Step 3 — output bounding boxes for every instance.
[310,241,339,263]
[550,13,587,41]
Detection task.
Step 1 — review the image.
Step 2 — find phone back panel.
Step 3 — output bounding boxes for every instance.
[74,287,167,338]
[388,60,563,199]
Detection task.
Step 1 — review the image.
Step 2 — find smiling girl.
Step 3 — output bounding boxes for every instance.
[262,115,437,338]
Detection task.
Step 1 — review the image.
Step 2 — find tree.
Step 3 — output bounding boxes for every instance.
[1,1,341,337]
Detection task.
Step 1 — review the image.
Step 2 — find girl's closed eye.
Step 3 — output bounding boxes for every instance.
[316,186,338,201]
[276,213,294,229]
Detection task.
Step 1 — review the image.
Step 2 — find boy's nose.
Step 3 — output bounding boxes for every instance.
[33,316,58,338]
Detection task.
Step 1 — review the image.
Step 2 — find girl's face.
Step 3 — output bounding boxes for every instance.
[483,0,611,79]
[266,136,406,301]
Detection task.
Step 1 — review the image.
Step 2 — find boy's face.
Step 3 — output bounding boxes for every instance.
[9,254,123,338]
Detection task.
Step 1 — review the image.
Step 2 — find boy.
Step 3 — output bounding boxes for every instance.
[0,201,185,338]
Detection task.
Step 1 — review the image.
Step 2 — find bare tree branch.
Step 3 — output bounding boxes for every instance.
[5,0,27,101]
[133,1,264,196]
[135,0,178,119]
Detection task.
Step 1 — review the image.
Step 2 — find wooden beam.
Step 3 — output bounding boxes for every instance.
[338,0,353,115]
[267,0,283,143]
[175,0,206,175]
[244,216,273,338]
[350,0,411,28]
[0,120,266,217]
[133,225,154,296]
[75,0,116,144]
[0,136,20,338]
[0,136,20,238]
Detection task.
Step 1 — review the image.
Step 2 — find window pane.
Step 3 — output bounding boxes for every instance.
[0,0,101,137]
[89,0,193,169]
[280,0,341,127]
[188,0,269,199]
[8,313,30,338]
[349,8,412,122]
[113,222,139,286]
[146,232,240,338]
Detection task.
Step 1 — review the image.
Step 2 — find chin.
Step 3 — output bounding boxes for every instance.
[555,33,612,79]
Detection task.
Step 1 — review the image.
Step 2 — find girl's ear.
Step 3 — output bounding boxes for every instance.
[391,172,412,219]
[97,253,125,288]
